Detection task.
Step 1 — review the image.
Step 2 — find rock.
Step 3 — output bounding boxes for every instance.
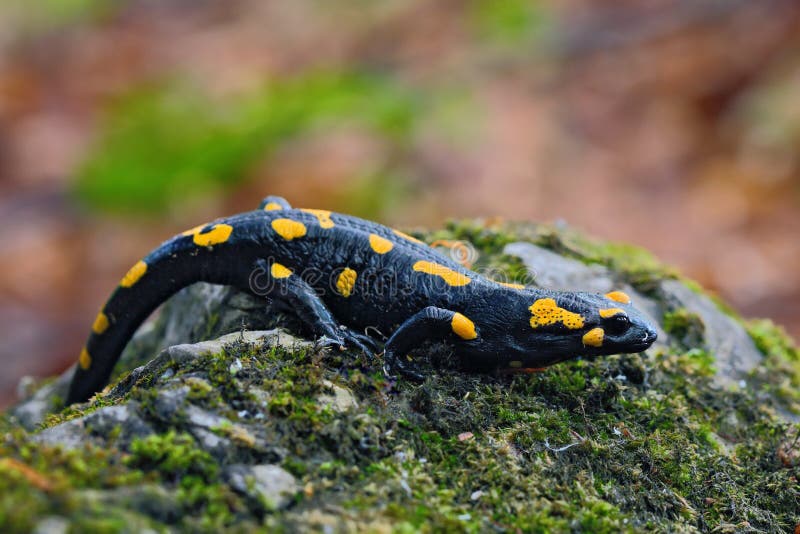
[656,280,763,385]
[34,403,153,449]
[223,464,299,512]
[10,370,72,431]
[32,516,69,534]
[318,380,358,413]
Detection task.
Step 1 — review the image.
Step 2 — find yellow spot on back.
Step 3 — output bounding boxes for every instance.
[181,224,206,236]
[263,202,283,211]
[92,312,109,334]
[451,312,478,340]
[185,223,233,247]
[336,267,358,297]
[529,298,585,330]
[605,291,631,304]
[272,218,307,240]
[498,281,525,290]
[369,234,394,254]
[599,308,625,319]
[121,260,147,288]
[301,209,335,229]
[79,347,92,370]
[509,360,523,368]
[413,261,471,287]
[393,229,424,245]
[271,263,293,279]
[583,328,605,347]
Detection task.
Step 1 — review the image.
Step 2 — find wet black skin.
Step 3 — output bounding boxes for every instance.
[66,196,657,404]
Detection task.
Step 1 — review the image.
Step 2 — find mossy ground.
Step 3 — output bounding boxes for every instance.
[2,221,799,532]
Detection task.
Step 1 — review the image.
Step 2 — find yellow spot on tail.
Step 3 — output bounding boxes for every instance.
[92,312,109,334]
[599,308,625,319]
[393,229,424,245]
[79,347,92,370]
[184,223,233,247]
[272,219,307,240]
[451,313,477,340]
[529,298,585,330]
[271,263,293,279]
[263,202,283,211]
[301,209,335,229]
[498,281,525,289]
[583,328,605,347]
[605,291,631,304]
[121,260,147,288]
[369,234,394,254]
[336,267,358,297]
[413,261,471,287]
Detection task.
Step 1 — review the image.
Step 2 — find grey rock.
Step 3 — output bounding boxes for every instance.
[657,280,763,385]
[189,427,233,460]
[10,369,72,431]
[318,380,358,413]
[224,464,299,511]
[84,403,153,443]
[34,403,153,449]
[32,516,69,534]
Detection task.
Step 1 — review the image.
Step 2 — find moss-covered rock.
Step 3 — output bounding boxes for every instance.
[3,220,799,532]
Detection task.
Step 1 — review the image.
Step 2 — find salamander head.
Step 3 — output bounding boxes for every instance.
[497,289,657,369]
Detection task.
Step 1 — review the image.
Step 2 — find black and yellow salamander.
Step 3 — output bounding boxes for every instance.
[67,196,657,404]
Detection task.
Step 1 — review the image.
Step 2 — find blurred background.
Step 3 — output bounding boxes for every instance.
[1,0,799,407]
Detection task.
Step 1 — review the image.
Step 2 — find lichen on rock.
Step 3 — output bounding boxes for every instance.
[3,220,799,532]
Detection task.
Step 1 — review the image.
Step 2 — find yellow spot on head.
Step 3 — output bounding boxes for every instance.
[186,223,233,247]
[413,261,471,287]
[369,234,394,254]
[263,202,283,211]
[272,218,307,240]
[605,291,631,304]
[451,312,478,340]
[336,267,358,297]
[599,308,625,319]
[392,229,424,245]
[79,347,92,370]
[498,281,525,290]
[92,312,109,334]
[301,209,335,229]
[583,327,605,347]
[121,260,148,288]
[529,298,585,330]
[271,263,293,279]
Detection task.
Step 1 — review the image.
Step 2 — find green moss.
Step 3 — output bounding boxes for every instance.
[126,431,219,481]
[747,319,800,414]
[663,308,705,348]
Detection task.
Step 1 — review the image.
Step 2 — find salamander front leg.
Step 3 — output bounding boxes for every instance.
[251,259,374,354]
[383,306,479,381]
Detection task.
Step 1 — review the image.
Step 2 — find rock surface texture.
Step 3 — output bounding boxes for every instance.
[3,221,799,532]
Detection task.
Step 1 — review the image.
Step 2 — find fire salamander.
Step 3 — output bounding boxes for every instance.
[67,196,657,404]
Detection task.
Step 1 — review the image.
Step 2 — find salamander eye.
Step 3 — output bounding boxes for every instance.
[604,314,630,335]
